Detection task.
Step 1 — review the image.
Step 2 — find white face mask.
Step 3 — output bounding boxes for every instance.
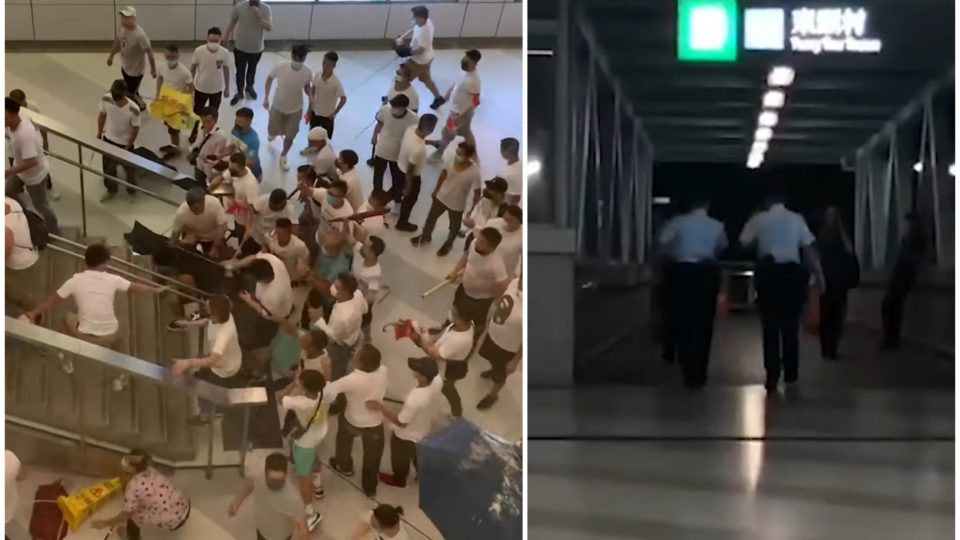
[166,59,179,68]
[207,42,220,52]
[291,61,303,71]
[395,75,404,83]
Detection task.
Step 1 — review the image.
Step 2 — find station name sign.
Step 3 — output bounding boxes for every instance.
[745,6,883,54]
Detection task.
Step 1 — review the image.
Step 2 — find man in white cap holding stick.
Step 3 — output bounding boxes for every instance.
[109,7,156,111]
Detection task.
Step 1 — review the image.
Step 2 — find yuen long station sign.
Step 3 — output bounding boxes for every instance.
[678,0,884,62]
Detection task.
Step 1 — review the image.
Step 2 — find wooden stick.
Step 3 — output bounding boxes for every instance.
[421,279,451,298]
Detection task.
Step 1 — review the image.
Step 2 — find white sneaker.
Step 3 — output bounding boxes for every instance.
[57,353,74,375]
[112,374,129,392]
[279,156,289,171]
[306,511,323,531]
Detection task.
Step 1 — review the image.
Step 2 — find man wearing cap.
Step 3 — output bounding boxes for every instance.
[109,7,156,111]
[366,357,442,487]
[224,0,273,106]
[306,127,338,182]
[463,177,508,251]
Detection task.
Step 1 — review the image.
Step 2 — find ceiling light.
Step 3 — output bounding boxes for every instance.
[913,161,923,173]
[528,50,555,57]
[758,110,779,128]
[527,159,542,177]
[950,163,956,176]
[751,141,769,154]
[762,90,785,108]
[747,153,764,169]
[754,127,773,141]
[768,66,795,87]
[653,196,671,205]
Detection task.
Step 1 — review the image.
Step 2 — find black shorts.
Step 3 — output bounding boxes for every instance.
[479,335,515,384]
[453,285,494,329]
[444,359,468,381]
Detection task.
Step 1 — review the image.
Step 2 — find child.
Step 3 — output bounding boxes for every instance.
[156,44,193,159]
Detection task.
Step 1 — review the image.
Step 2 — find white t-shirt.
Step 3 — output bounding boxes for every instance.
[252,195,298,243]
[410,20,435,65]
[5,451,20,524]
[326,365,387,428]
[8,119,48,186]
[191,45,233,94]
[224,168,260,207]
[266,233,310,279]
[309,187,354,236]
[356,200,386,234]
[450,71,481,115]
[269,63,312,114]
[99,94,141,144]
[396,124,426,176]
[502,160,522,200]
[393,376,442,443]
[171,195,227,239]
[57,270,132,336]
[488,278,522,353]
[375,106,418,162]
[350,243,382,299]
[436,159,481,212]
[313,290,366,346]
[281,386,332,448]
[487,217,522,279]
[310,72,345,117]
[160,62,193,93]
[5,198,38,270]
[254,253,293,319]
[340,168,364,213]
[192,127,229,179]
[468,198,502,232]
[387,85,419,113]
[207,315,242,378]
[436,324,474,361]
[311,143,339,180]
[462,248,508,299]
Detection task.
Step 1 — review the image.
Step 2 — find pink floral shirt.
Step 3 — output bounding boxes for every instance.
[123,468,190,529]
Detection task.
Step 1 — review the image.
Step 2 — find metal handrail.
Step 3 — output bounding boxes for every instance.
[6,317,266,476]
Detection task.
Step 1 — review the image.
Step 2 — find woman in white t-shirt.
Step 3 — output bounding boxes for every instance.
[350,504,410,540]
[170,295,243,424]
[408,306,474,417]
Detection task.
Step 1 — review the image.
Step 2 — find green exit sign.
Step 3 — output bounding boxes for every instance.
[677,0,739,62]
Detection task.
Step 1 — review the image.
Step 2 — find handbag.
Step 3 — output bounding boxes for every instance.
[282,388,325,440]
[188,130,215,166]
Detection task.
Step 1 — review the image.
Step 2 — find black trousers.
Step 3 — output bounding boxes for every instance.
[372,156,405,202]
[398,175,423,225]
[671,262,720,387]
[819,288,848,357]
[309,113,335,138]
[755,262,807,388]
[881,275,915,348]
[102,138,137,194]
[657,263,676,362]
[420,197,463,246]
[190,90,223,138]
[390,433,418,485]
[234,49,263,93]
[334,416,385,494]
[121,69,144,98]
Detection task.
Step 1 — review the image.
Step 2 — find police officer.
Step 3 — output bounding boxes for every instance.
[658,194,727,388]
[739,187,824,393]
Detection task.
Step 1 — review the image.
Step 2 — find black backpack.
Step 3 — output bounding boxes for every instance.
[14,209,49,251]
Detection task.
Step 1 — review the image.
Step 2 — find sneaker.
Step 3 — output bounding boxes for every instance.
[279,156,289,171]
[230,94,242,106]
[410,235,430,246]
[100,192,116,203]
[306,511,323,531]
[378,473,406,488]
[366,158,376,167]
[245,87,258,100]
[430,96,447,110]
[436,242,454,257]
[57,353,74,375]
[328,458,354,477]
[112,374,128,392]
[312,485,324,498]
[395,221,417,233]
[477,394,499,410]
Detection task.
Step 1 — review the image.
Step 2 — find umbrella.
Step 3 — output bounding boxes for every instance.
[418,419,522,540]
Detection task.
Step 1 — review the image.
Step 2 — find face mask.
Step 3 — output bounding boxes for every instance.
[395,75,404,83]
[207,42,220,52]
[327,195,340,206]
[266,479,285,491]
[455,155,468,164]
[461,61,470,70]
[291,61,303,71]
[482,189,494,199]
[391,109,405,118]
[111,92,125,102]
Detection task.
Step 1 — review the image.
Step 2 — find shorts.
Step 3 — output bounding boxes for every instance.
[268,108,302,140]
[291,442,318,477]
[64,312,126,352]
[407,59,433,81]
[479,335,515,384]
[453,285,494,329]
[444,359,468,381]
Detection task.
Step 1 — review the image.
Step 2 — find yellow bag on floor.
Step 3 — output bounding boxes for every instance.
[56,477,123,531]
[149,86,198,131]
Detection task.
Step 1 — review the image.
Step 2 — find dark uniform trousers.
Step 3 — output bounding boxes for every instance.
[755,259,808,388]
[671,262,720,387]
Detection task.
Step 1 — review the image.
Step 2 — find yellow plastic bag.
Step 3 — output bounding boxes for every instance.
[56,477,124,531]
[149,86,199,131]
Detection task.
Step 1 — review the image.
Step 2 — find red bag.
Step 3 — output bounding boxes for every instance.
[803,287,820,334]
[29,480,68,540]
[382,319,416,341]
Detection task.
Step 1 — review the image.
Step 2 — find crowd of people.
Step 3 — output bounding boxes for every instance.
[5,3,522,539]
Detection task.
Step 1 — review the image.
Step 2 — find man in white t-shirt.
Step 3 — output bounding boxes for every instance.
[156,44,194,158]
[109,7,156,111]
[301,179,353,241]
[265,218,311,325]
[371,95,418,202]
[499,137,522,204]
[97,79,142,202]
[336,150,364,212]
[306,127,338,182]
[5,98,59,234]
[395,114,439,232]
[344,226,385,341]
[477,275,522,409]
[411,140,480,255]
[5,197,39,322]
[189,27,232,143]
[263,44,312,171]
[239,252,294,323]
[306,51,347,143]
[170,187,228,256]
[433,49,482,160]
[246,188,298,247]
[366,357,442,487]
[486,205,522,279]
[396,6,445,110]
[189,108,229,184]
[314,273,366,387]
[24,243,166,389]
[448,226,509,338]
[326,344,387,497]
[409,305,474,417]
[209,152,260,232]
[464,177,508,251]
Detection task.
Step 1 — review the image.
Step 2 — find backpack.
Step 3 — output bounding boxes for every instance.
[13,208,49,251]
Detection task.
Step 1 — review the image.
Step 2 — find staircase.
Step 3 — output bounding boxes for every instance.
[5,227,198,462]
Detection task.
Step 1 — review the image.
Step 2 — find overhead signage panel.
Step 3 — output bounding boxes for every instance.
[743,6,883,54]
[677,0,739,62]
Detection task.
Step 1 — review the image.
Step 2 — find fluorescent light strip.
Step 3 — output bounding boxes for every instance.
[758,110,779,128]
[527,50,555,57]
[762,90,785,109]
[768,66,795,87]
[754,127,773,142]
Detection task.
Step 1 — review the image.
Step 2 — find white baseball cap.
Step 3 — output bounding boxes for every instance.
[308,127,329,142]
[118,6,137,17]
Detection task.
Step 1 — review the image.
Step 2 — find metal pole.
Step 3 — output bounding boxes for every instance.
[239,407,251,477]
[78,143,87,236]
[206,400,215,479]
[554,0,571,228]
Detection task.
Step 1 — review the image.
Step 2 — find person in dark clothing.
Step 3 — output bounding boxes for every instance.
[881,213,928,350]
[815,207,858,360]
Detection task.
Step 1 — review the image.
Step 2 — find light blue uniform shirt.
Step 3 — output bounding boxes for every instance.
[658,209,728,263]
[739,203,815,263]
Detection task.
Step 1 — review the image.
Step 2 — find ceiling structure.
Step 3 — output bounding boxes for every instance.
[530,0,955,164]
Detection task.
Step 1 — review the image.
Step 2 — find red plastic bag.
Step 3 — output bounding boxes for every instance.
[382,319,417,341]
[803,288,820,334]
[29,480,68,540]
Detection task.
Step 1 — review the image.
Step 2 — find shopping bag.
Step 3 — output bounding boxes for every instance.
[29,480,68,540]
[803,288,820,335]
[56,477,123,531]
[149,86,199,131]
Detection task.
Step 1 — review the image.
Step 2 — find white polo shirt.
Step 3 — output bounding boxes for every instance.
[191,44,232,94]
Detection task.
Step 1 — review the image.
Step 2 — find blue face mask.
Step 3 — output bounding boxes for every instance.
[327,195,339,206]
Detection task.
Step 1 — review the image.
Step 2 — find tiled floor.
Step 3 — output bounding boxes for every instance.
[6,47,522,539]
